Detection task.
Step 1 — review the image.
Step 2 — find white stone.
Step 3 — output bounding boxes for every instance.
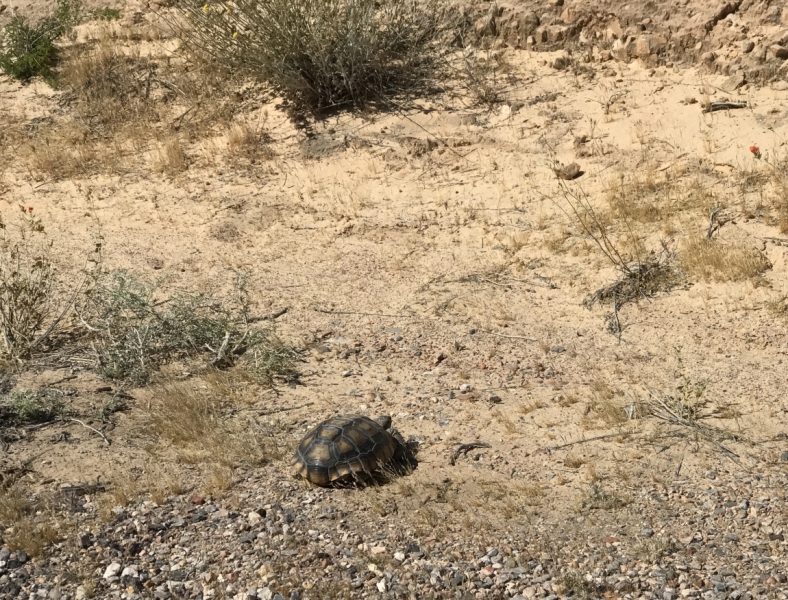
[103,562,122,579]
[376,579,387,593]
[121,565,138,578]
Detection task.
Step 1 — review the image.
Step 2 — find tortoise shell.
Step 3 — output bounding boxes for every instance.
[293,415,399,486]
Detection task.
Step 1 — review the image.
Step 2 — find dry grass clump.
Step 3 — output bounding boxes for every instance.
[226,117,275,163]
[152,136,189,174]
[679,236,770,282]
[575,483,629,511]
[0,484,61,556]
[173,0,455,116]
[149,376,277,468]
[59,41,160,133]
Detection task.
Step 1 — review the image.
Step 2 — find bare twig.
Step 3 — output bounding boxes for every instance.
[313,305,408,318]
[257,402,315,416]
[450,442,491,465]
[477,330,537,342]
[68,418,111,446]
[545,433,624,452]
[247,307,289,323]
[702,101,747,113]
[707,207,722,239]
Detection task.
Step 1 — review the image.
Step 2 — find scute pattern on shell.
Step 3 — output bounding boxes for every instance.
[293,415,399,486]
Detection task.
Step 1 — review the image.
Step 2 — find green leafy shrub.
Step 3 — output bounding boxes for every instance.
[0,389,68,426]
[0,0,82,83]
[173,0,454,116]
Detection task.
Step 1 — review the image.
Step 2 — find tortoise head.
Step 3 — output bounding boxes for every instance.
[374,415,392,430]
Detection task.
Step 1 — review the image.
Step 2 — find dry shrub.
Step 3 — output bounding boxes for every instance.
[680,236,770,282]
[0,210,56,361]
[576,483,629,511]
[204,466,235,498]
[173,0,455,116]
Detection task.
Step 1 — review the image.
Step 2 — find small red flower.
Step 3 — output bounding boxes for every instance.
[750,145,761,159]
[28,207,33,212]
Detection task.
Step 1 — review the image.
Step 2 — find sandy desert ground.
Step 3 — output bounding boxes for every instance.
[1,0,788,599]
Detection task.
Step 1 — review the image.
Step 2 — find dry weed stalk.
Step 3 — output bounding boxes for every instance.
[552,175,680,340]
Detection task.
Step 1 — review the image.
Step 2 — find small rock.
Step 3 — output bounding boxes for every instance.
[121,566,139,578]
[258,588,272,600]
[551,54,569,70]
[248,511,262,525]
[770,44,788,59]
[701,51,716,65]
[103,562,122,579]
[459,384,473,393]
[190,494,205,505]
[376,579,387,593]
[78,532,93,549]
[780,451,788,461]
[640,528,654,538]
[741,40,755,53]
[722,70,746,92]
[489,395,502,404]
[394,552,405,561]
[550,345,565,353]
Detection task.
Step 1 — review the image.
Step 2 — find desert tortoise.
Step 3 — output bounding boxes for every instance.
[293,415,413,486]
